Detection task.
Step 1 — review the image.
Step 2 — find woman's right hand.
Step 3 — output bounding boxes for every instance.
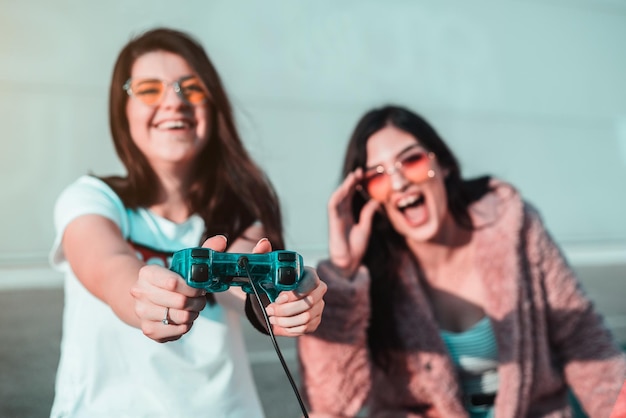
[130,235,228,343]
[327,168,380,278]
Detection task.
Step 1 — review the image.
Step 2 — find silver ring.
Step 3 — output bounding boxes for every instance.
[162,307,170,325]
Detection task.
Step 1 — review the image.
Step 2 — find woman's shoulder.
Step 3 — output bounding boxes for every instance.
[50,175,131,265]
[54,175,129,230]
[469,178,521,225]
[486,177,521,203]
[489,178,543,216]
[469,177,548,234]
[61,174,119,199]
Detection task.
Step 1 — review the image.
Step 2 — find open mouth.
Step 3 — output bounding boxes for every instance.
[396,193,428,225]
[397,193,425,210]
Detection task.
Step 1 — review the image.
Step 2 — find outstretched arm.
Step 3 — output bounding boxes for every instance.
[63,214,209,343]
[64,214,148,328]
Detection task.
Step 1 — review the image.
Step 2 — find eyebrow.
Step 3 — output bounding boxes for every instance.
[132,78,161,83]
[365,143,423,171]
[131,75,198,82]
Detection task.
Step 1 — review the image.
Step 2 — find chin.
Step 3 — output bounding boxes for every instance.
[390,219,437,243]
[405,229,438,244]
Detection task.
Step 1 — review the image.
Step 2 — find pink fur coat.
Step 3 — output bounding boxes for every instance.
[298,181,626,417]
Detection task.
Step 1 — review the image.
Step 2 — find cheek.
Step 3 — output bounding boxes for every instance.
[194,106,209,137]
[430,181,449,219]
[127,103,152,134]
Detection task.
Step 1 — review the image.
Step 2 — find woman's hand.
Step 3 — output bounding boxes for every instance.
[327,168,379,278]
[130,235,228,343]
[247,237,327,336]
[264,267,327,336]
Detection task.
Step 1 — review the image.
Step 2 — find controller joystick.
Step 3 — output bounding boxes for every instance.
[170,248,305,302]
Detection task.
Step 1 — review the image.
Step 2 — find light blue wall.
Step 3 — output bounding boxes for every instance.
[1,0,625,270]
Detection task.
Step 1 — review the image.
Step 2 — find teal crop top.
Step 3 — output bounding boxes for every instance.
[441,316,499,418]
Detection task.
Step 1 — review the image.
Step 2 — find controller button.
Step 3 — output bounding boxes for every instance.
[278,267,297,285]
[277,252,296,262]
[191,263,209,283]
[191,248,210,258]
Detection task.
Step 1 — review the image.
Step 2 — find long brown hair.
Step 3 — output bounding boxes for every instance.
[342,105,490,368]
[101,27,284,248]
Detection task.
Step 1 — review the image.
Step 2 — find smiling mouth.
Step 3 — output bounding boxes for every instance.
[155,120,193,130]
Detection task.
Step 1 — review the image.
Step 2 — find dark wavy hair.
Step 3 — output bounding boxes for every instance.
[341,105,490,368]
[100,27,284,249]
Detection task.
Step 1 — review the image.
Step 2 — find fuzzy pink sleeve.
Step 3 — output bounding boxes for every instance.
[297,261,372,417]
[525,205,626,417]
[610,381,626,418]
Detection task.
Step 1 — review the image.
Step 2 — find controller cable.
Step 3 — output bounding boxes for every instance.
[238,256,310,418]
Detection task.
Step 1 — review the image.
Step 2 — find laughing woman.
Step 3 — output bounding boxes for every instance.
[297,105,625,418]
[49,28,325,418]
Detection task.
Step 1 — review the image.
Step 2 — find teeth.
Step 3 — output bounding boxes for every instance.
[157,120,189,129]
[397,195,419,209]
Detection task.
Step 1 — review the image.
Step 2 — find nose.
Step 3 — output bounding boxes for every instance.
[389,167,409,191]
[161,84,188,108]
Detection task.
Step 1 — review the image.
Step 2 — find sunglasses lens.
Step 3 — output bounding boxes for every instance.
[401,151,431,183]
[179,77,207,105]
[129,80,165,106]
[363,172,389,202]
[361,150,432,202]
[125,77,208,106]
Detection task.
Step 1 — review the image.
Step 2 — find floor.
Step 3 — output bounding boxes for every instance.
[0,286,302,418]
[0,263,624,418]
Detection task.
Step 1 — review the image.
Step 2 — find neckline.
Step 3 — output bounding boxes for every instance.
[139,208,201,226]
[440,315,489,336]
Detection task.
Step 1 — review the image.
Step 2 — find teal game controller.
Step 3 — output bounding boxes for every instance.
[170,248,305,302]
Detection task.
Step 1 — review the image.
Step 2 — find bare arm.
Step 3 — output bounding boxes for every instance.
[64,214,209,343]
[63,214,146,328]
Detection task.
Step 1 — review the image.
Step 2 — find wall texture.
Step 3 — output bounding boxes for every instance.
[1,0,625,276]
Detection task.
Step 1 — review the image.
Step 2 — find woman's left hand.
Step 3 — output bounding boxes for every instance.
[264,267,327,336]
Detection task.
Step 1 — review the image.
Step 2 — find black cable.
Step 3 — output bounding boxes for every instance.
[238,256,309,418]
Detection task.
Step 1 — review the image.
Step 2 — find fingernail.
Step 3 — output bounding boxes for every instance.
[217,235,228,243]
[265,306,274,316]
[275,294,288,304]
[256,238,269,246]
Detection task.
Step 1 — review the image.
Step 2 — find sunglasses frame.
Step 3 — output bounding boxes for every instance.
[122,75,208,106]
[359,146,436,202]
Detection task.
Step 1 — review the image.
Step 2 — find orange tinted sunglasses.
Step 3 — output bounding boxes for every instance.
[123,75,208,106]
[361,146,435,202]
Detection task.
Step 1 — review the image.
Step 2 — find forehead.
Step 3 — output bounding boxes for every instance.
[366,125,421,166]
[130,51,194,80]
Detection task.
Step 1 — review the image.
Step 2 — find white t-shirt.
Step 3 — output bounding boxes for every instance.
[49,175,265,418]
